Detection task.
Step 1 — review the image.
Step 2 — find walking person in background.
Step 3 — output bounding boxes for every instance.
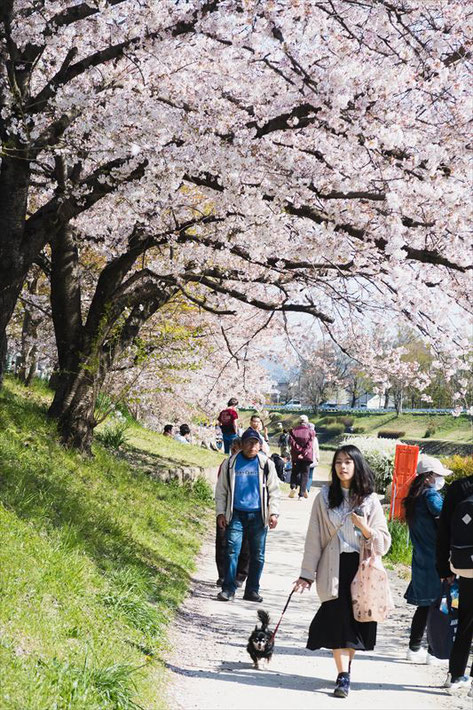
[215,437,250,588]
[306,422,320,497]
[217,398,239,453]
[289,414,315,499]
[293,444,391,698]
[278,428,290,458]
[402,456,450,665]
[249,414,271,455]
[215,428,280,602]
[437,466,473,696]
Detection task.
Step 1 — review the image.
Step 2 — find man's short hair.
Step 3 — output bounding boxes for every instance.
[163,424,173,433]
[180,423,191,436]
[227,397,238,407]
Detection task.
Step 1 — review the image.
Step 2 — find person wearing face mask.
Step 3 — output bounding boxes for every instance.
[402,455,451,665]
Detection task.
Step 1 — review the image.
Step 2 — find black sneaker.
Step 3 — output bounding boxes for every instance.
[243,591,263,602]
[217,590,234,602]
[334,672,350,698]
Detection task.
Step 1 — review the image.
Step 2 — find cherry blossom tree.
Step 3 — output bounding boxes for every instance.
[297,340,344,411]
[1,1,472,449]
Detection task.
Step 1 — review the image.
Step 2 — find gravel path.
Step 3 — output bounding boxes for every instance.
[165,481,472,710]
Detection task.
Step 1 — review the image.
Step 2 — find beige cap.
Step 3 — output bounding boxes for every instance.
[416,455,452,477]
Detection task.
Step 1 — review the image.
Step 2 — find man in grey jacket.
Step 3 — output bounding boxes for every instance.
[215,427,280,602]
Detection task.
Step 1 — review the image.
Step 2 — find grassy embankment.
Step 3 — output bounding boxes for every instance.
[241,409,473,443]
[0,378,222,710]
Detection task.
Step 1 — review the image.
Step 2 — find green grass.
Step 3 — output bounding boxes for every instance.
[385,518,412,567]
[125,422,223,469]
[257,410,472,443]
[0,378,214,709]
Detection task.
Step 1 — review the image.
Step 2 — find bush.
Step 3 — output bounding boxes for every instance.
[96,413,130,450]
[325,423,345,437]
[341,435,399,493]
[188,476,214,502]
[318,416,336,425]
[268,411,283,422]
[336,416,354,428]
[441,454,473,483]
[378,430,405,439]
[352,426,365,434]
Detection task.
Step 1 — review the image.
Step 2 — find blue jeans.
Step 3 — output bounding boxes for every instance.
[222,433,238,454]
[307,465,314,493]
[223,509,267,595]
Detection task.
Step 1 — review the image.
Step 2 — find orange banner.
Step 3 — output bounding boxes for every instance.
[389,444,419,521]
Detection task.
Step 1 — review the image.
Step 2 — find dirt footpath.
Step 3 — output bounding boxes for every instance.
[165,484,472,710]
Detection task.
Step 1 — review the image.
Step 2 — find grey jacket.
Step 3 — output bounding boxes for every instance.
[300,485,391,602]
[215,452,281,527]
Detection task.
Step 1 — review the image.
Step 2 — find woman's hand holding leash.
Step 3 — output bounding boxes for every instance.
[293,577,312,593]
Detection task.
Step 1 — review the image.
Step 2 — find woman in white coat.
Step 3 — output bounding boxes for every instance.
[294,444,391,698]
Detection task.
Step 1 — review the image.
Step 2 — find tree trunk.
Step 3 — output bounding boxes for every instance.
[58,375,100,453]
[48,225,83,417]
[17,270,41,384]
[394,389,403,416]
[0,156,31,385]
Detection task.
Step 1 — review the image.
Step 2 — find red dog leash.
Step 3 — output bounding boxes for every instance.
[270,588,295,643]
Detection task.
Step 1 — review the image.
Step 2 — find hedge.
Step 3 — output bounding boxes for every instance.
[378,430,406,439]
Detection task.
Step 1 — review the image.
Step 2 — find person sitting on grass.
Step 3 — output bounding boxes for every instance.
[174,424,191,444]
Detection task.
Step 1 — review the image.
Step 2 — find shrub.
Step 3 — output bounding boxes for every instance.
[352,426,365,434]
[268,411,283,422]
[318,416,336,425]
[188,476,214,502]
[378,430,405,439]
[325,423,345,437]
[441,454,473,483]
[96,413,130,450]
[423,418,437,438]
[341,435,399,493]
[336,416,354,428]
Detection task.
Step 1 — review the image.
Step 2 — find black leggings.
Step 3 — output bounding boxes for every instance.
[409,605,433,653]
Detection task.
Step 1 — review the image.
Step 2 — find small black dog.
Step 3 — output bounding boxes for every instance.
[246,610,274,669]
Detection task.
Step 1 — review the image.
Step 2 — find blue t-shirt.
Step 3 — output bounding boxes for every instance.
[233,453,261,511]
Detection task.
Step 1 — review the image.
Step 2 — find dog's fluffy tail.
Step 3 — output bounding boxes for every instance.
[257,609,270,629]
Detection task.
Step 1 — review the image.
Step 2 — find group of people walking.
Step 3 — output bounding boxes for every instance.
[212,398,473,700]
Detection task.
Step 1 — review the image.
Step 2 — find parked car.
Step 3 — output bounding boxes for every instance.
[320,402,338,410]
[281,399,302,410]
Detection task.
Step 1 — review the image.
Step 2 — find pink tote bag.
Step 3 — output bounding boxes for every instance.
[350,548,394,623]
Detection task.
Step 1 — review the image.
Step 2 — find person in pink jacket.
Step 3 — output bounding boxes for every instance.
[288,414,315,499]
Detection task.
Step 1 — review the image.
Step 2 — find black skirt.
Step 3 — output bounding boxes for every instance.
[307,551,377,651]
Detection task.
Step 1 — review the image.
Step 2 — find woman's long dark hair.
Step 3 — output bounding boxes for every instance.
[402,473,434,525]
[328,444,375,509]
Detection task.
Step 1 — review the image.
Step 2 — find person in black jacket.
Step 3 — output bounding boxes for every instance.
[436,473,473,695]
